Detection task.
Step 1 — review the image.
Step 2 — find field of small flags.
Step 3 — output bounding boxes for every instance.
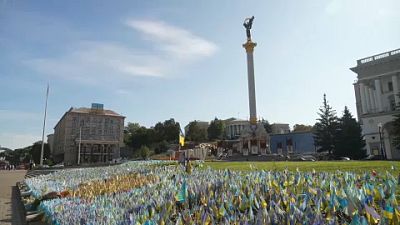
[23,160,400,224]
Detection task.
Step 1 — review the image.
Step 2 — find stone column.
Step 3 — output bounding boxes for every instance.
[374,91,379,112]
[392,75,400,107]
[359,83,367,114]
[90,145,94,163]
[364,86,371,113]
[368,88,376,112]
[374,79,383,112]
[243,40,257,125]
[108,145,112,162]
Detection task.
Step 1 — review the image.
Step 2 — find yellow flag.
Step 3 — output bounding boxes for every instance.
[179,135,185,147]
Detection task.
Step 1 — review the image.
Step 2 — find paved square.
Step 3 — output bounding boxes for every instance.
[0,170,26,225]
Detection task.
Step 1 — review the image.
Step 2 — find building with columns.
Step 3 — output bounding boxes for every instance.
[351,48,400,159]
[270,123,290,135]
[52,103,125,165]
[225,118,248,140]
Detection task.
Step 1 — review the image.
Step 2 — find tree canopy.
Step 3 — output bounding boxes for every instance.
[293,124,313,133]
[207,118,225,140]
[314,94,338,155]
[0,141,51,165]
[334,106,366,159]
[31,141,51,164]
[153,119,180,143]
[124,119,181,157]
[392,113,400,150]
[186,121,208,142]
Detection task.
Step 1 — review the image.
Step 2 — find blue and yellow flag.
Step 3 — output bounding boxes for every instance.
[383,205,394,220]
[179,129,185,147]
[175,181,187,203]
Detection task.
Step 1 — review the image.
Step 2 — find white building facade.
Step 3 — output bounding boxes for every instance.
[270,123,290,134]
[225,119,249,140]
[351,48,400,159]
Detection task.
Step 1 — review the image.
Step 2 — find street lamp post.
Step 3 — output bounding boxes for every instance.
[378,123,386,159]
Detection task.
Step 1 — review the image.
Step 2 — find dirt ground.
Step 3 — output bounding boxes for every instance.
[0,170,26,225]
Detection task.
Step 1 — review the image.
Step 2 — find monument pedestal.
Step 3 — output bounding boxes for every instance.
[239,122,270,156]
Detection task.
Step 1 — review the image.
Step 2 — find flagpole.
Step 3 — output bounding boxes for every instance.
[40,84,49,166]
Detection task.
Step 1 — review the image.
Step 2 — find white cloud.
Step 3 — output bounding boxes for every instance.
[26,19,217,84]
[126,20,217,60]
[26,41,165,84]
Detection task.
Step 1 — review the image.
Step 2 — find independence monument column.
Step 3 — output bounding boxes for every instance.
[239,16,269,156]
[243,16,258,127]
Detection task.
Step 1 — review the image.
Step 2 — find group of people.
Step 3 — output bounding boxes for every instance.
[2,164,16,170]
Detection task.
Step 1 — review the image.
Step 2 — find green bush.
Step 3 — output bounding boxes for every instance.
[139,145,150,160]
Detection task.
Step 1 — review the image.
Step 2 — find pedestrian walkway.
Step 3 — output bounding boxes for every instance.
[0,170,26,225]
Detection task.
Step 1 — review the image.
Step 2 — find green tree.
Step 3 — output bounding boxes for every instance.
[139,145,150,160]
[207,118,225,140]
[186,121,208,142]
[154,119,181,143]
[392,113,400,149]
[5,145,32,165]
[261,119,272,133]
[335,106,366,159]
[124,122,141,145]
[31,141,50,164]
[125,119,180,156]
[154,140,169,154]
[293,124,313,132]
[314,94,338,155]
[128,126,154,150]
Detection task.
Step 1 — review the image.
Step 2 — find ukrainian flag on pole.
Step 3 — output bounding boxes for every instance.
[179,129,185,147]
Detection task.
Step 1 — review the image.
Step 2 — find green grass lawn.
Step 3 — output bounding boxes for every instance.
[204,161,400,174]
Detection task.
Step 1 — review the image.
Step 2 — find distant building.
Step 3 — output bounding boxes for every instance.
[350,48,400,159]
[53,103,125,165]
[225,119,248,140]
[47,134,54,155]
[270,132,315,155]
[271,123,290,134]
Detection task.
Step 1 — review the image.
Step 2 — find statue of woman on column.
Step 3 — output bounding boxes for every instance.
[243,16,255,40]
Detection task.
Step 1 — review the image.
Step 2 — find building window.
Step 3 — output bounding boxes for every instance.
[388,82,393,91]
[389,96,396,111]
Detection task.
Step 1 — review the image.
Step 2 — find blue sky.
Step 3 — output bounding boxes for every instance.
[1,0,399,149]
